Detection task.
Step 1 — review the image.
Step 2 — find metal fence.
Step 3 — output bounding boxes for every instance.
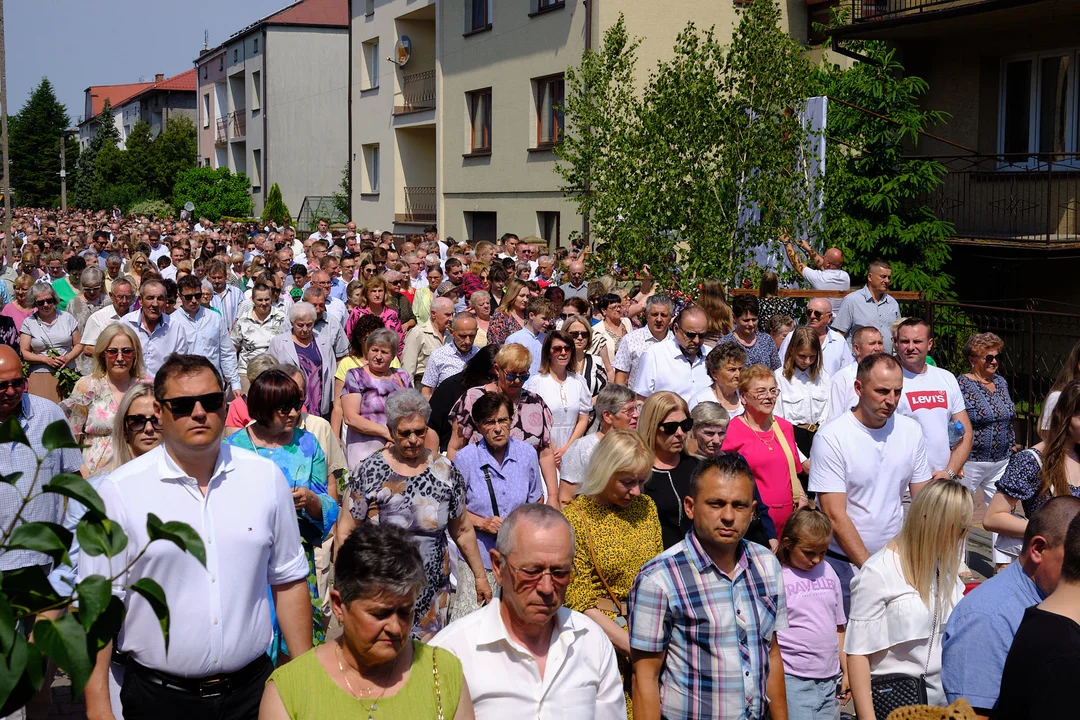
[842,0,993,23]
[395,69,436,114]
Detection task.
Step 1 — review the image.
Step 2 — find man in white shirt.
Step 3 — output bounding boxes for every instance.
[173,275,243,397]
[431,504,626,720]
[307,271,349,327]
[505,297,554,376]
[613,295,673,387]
[207,259,245,331]
[633,305,711,402]
[122,279,193,377]
[420,314,478,399]
[159,245,186,282]
[81,277,136,357]
[895,317,973,480]
[307,218,333,243]
[826,326,884,421]
[424,224,448,261]
[146,230,169,264]
[81,354,312,720]
[778,298,854,377]
[781,235,850,313]
[810,354,931,611]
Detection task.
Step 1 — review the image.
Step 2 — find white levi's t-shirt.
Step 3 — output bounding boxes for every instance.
[896,365,965,472]
[809,411,930,557]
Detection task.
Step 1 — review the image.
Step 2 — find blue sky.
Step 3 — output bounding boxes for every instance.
[7,0,289,123]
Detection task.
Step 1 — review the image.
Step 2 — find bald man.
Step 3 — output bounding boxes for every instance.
[782,234,850,313]
[778,297,855,377]
[633,305,711,402]
[559,260,588,300]
[402,296,455,383]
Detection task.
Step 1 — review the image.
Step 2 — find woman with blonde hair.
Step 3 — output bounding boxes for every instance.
[487,278,530,346]
[697,278,735,349]
[774,326,830,459]
[847,479,971,716]
[0,274,35,330]
[62,323,152,476]
[564,429,662,714]
[638,391,699,548]
[127,251,150,289]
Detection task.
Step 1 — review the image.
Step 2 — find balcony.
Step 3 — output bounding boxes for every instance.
[394,70,436,115]
[918,153,1080,249]
[395,186,436,224]
[215,117,228,145]
[230,109,247,139]
[830,0,1060,34]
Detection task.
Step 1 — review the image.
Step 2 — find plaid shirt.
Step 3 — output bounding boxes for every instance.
[629,531,787,720]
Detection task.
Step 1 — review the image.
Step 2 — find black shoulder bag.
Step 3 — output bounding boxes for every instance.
[869,581,939,717]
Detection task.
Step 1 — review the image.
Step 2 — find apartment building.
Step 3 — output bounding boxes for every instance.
[195,0,348,216]
[78,82,153,150]
[115,70,198,148]
[349,0,807,244]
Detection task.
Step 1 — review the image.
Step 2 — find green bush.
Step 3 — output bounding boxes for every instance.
[129,199,174,219]
[172,166,252,222]
[261,183,291,226]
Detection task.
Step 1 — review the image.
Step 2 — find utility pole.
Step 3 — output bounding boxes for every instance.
[0,0,10,266]
[59,136,66,210]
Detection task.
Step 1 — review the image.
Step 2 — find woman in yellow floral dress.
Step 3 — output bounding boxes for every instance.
[563,429,663,718]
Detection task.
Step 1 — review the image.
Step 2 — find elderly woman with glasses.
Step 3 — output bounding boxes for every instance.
[959,332,1018,564]
[341,327,414,469]
[61,323,152,476]
[225,368,337,660]
[448,343,560,505]
[722,363,807,533]
[449,391,544,620]
[336,389,492,640]
[20,283,81,402]
[563,430,662,713]
[269,301,337,419]
[637,391,700,549]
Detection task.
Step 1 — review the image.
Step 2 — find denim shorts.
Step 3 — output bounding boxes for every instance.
[785,673,841,720]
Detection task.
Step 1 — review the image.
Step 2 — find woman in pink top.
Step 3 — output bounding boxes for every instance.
[1,275,34,330]
[721,363,807,533]
[345,276,403,354]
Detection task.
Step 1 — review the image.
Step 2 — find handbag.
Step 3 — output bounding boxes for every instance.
[870,585,940,718]
[569,502,628,627]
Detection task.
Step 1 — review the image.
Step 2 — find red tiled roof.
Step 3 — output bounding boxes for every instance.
[266,0,347,27]
[116,69,198,105]
[85,82,153,117]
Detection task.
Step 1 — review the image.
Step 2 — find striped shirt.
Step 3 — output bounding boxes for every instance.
[629,531,787,720]
[833,285,901,354]
[210,284,245,330]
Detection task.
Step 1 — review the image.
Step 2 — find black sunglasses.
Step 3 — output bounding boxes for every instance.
[35,298,57,307]
[160,392,226,416]
[567,330,589,340]
[0,377,27,392]
[982,354,1000,363]
[807,310,830,319]
[277,400,304,414]
[180,293,201,301]
[124,414,161,433]
[504,371,530,384]
[678,328,706,341]
[658,418,694,435]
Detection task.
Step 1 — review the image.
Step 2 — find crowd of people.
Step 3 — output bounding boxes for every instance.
[2,207,1080,720]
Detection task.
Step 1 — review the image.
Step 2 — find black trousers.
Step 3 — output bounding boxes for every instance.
[119,656,273,720]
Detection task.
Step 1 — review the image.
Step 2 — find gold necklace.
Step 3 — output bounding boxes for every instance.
[336,644,396,719]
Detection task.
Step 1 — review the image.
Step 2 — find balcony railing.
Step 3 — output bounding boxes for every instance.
[917,153,1080,248]
[215,117,228,145]
[394,70,436,115]
[395,186,436,224]
[839,0,1014,23]
[230,109,247,138]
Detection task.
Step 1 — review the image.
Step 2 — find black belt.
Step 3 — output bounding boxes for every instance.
[826,549,851,564]
[128,655,270,698]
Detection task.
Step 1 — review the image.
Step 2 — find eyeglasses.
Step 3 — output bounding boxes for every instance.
[504,558,573,585]
[480,416,512,429]
[124,414,161,433]
[395,428,426,439]
[180,293,201,301]
[35,298,57,307]
[678,328,707,341]
[363,267,377,275]
[504,371,530,384]
[0,377,27,393]
[982,354,1001,363]
[807,310,831,319]
[550,345,572,355]
[750,388,781,399]
[567,330,589,340]
[83,285,103,293]
[112,293,133,302]
[104,347,135,358]
[276,400,304,414]
[658,418,694,435]
[160,392,226,416]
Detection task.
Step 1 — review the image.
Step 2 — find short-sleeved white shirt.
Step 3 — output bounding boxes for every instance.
[826,363,859,422]
[801,267,850,313]
[809,411,930,556]
[633,336,710,402]
[896,365,965,472]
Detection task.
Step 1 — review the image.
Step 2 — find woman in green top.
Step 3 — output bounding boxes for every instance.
[260,522,475,719]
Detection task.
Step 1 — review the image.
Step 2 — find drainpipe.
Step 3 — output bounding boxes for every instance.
[347,0,354,222]
[582,0,593,245]
[262,27,269,213]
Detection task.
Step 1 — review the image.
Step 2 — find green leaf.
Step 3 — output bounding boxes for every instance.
[0,416,30,447]
[32,614,92,697]
[4,522,72,567]
[75,576,112,633]
[43,474,106,517]
[0,632,28,712]
[85,596,126,653]
[0,594,14,654]
[0,471,22,486]
[0,566,61,615]
[129,578,170,651]
[146,513,206,567]
[75,515,128,559]
[41,420,80,452]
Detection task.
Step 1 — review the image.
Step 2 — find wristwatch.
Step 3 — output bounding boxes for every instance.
[946,469,958,480]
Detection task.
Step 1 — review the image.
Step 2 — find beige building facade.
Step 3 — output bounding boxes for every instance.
[350,0,807,244]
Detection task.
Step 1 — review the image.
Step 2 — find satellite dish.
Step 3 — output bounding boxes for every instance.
[394,36,412,67]
[184,202,195,212]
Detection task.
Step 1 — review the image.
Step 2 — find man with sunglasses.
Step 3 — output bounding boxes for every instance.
[173,275,243,399]
[122,279,194,378]
[81,276,137,361]
[431,504,625,719]
[633,305,711,403]
[80,354,311,720]
[777,298,854,377]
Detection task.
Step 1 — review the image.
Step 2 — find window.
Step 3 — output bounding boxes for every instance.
[253,37,258,54]
[534,75,564,147]
[362,39,379,90]
[202,65,207,79]
[466,0,492,34]
[1000,50,1080,162]
[219,57,224,71]
[530,0,565,14]
[204,157,211,167]
[365,0,374,15]
[362,144,380,193]
[467,89,492,153]
[465,211,498,241]
[252,149,262,188]
[538,211,561,248]
[251,72,261,113]
[233,48,238,63]
[202,93,211,128]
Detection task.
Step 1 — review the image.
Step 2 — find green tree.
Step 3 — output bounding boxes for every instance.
[72,100,121,209]
[8,78,76,207]
[149,117,197,201]
[119,119,154,192]
[331,164,350,222]
[261,183,291,226]
[172,166,252,221]
[816,40,954,299]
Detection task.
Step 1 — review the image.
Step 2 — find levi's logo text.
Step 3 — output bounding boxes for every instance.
[906,391,947,411]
